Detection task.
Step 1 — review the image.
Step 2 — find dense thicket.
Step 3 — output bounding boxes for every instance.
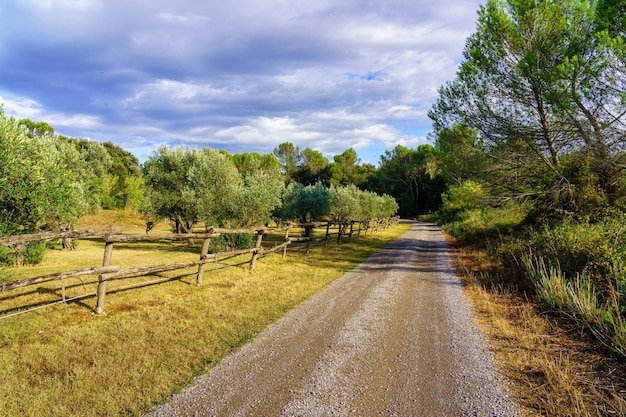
[430,0,626,217]
[429,0,626,358]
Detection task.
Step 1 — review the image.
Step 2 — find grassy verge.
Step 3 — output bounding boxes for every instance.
[447,237,626,416]
[0,211,411,417]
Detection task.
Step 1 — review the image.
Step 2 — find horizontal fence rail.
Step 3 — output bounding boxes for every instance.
[0,217,399,317]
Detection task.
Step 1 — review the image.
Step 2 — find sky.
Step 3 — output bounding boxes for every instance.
[0,0,483,164]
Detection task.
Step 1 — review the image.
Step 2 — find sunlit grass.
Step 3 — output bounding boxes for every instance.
[447,236,626,417]
[0,210,410,417]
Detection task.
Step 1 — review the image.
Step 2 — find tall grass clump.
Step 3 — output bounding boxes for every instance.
[522,253,626,359]
[438,194,626,359]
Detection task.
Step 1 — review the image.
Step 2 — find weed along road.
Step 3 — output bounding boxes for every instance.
[146,222,520,416]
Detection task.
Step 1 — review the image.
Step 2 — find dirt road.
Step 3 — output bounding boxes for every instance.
[146,222,520,416]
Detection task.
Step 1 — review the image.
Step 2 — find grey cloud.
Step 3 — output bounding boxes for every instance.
[0,0,484,162]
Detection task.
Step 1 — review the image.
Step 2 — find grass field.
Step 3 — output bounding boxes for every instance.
[0,210,411,417]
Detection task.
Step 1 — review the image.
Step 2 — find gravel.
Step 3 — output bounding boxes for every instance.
[145,222,521,416]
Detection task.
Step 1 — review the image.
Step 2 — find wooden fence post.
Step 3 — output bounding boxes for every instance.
[337,222,343,244]
[249,230,264,271]
[324,223,331,247]
[282,226,290,258]
[348,221,354,240]
[196,237,212,286]
[95,240,114,315]
[304,224,314,255]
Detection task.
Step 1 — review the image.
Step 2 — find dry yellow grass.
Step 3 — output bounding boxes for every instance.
[447,236,626,417]
[0,210,411,417]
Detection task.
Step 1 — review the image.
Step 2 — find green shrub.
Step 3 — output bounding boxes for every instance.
[0,240,48,266]
[0,246,12,266]
[24,240,47,265]
[210,233,255,252]
[527,214,626,296]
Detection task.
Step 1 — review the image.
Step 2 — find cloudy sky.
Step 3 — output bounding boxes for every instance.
[0,0,482,164]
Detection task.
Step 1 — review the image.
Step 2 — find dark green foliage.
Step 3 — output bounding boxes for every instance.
[273,142,302,182]
[210,233,255,252]
[429,1,626,355]
[377,144,444,217]
[101,141,142,210]
[280,182,331,223]
[23,241,48,265]
[293,148,328,185]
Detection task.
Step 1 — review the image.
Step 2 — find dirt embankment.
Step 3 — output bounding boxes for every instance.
[146,222,520,416]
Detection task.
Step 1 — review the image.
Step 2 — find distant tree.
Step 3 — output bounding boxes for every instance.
[358,191,399,221]
[273,142,302,182]
[280,182,331,223]
[379,144,440,217]
[57,137,113,213]
[295,148,328,185]
[328,148,359,186]
[18,118,54,138]
[231,152,281,177]
[101,142,142,210]
[352,162,378,189]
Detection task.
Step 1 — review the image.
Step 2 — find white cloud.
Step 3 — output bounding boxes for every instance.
[0,95,104,131]
[0,0,484,161]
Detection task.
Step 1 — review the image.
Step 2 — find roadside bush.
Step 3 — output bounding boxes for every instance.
[440,201,529,248]
[23,241,48,265]
[210,233,255,252]
[0,241,49,266]
[0,246,11,266]
[527,214,626,296]
[523,254,626,359]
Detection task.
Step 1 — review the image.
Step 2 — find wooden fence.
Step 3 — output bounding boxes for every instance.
[0,217,399,317]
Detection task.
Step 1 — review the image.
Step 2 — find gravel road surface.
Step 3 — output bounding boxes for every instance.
[146,222,521,416]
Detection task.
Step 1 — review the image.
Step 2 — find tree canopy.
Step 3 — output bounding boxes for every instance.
[429,0,626,217]
[0,109,84,235]
[142,146,285,231]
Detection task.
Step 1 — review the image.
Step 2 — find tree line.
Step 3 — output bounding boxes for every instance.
[0,110,405,265]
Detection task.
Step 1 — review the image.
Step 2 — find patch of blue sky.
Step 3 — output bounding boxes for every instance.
[357,140,388,165]
[360,71,386,81]
[343,71,386,81]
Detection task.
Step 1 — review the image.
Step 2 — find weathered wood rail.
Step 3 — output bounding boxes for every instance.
[0,217,399,317]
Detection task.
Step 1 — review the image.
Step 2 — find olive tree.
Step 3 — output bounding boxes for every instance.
[0,109,86,264]
[143,145,285,233]
[0,109,84,236]
[328,184,362,223]
[230,167,285,228]
[142,146,201,233]
[280,182,330,224]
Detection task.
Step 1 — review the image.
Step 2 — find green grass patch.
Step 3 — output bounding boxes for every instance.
[0,210,410,417]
